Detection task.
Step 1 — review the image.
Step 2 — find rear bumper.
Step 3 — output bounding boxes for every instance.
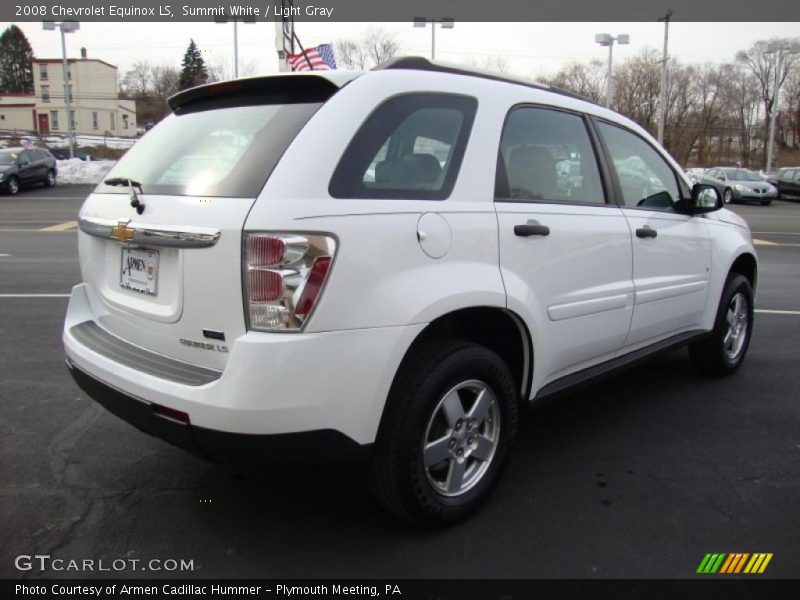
[67,360,369,464]
[64,283,425,450]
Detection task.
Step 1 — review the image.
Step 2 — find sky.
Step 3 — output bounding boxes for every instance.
[4,21,800,80]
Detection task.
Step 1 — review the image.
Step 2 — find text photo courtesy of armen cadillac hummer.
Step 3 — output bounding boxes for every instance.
[1,0,799,592]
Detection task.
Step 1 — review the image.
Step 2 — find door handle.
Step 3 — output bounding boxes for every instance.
[636,226,657,239]
[514,223,550,237]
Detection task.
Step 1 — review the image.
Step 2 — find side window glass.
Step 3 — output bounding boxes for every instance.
[329,94,477,200]
[496,107,605,204]
[598,121,680,211]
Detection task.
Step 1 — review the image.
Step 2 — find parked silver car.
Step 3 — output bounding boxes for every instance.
[700,167,777,206]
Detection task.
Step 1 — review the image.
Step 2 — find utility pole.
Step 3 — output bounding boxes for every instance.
[657,9,672,145]
[43,20,79,159]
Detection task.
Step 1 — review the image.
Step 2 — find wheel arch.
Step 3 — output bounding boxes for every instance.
[729,251,757,291]
[394,306,533,404]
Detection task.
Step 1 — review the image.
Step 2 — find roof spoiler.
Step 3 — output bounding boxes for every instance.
[167,75,344,114]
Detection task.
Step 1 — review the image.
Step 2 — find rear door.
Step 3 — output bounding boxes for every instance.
[16,151,36,183]
[595,120,711,348]
[495,106,634,384]
[77,77,341,370]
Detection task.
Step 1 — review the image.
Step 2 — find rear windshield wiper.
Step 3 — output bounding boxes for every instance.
[103,177,146,215]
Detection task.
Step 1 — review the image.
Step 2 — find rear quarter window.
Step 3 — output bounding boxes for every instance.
[329,93,478,200]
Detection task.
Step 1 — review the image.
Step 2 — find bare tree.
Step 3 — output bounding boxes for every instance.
[544,60,606,104]
[207,56,258,82]
[335,28,400,70]
[465,55,510,74]
[121,60,153,98]
[736,38,800,164]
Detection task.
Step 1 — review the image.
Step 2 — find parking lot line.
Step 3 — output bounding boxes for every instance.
[755,309,800,316]
[0,294,70,298]
[39,221,78,232]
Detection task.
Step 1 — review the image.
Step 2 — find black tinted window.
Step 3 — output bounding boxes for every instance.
[496,107,605,204]
[329,93,477,200]
[598,122,680,211]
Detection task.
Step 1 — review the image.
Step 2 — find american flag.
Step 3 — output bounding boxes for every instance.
[287,43,337,71]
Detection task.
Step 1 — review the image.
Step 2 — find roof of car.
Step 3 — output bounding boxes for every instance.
[374,56,598,106]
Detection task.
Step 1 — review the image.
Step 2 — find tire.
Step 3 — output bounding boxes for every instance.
[689,274,754,376]
[5,176,19,195]
[43,170,56,187]
[723,188,733,204]
[368,339,518,525]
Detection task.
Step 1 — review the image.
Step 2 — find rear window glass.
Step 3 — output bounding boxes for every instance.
[329,93,477,200]
[95,102,323,197]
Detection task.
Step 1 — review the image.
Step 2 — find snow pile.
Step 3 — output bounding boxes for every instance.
[56,159,117,185]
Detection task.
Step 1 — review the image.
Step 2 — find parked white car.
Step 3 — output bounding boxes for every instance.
[64,58,757,524]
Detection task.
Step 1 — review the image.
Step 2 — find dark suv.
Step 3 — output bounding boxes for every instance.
[768,167,800,199]
[0,147,58,194]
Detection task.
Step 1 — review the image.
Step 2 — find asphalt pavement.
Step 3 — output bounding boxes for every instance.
[1,185,798,579]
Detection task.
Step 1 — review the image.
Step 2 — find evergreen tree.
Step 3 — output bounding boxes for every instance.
[178,39,208,90]
[0,25,35,94]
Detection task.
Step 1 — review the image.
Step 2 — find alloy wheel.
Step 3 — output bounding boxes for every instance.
[422,379,500,497]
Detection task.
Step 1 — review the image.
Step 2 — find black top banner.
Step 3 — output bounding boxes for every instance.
[4,0,800,22]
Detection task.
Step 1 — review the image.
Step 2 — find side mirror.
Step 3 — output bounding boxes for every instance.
[680,184,722,214]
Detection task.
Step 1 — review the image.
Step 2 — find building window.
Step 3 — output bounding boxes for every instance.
[122,114,129,129]
[69,110,76,129]
[39,64,48,80]
[67,85,73,103]
[41,85,50,102]
[110,113,116,130]
[50,111,59,129]
[1,115,5,121]
[92,111,98,130]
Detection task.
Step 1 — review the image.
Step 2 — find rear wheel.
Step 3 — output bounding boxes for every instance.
[368,340,518,524]
[43,170,56,187]
[5,176,19,195]
[689,274,753,376]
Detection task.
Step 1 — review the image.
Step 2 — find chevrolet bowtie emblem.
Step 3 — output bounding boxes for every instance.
[110,220,135,243]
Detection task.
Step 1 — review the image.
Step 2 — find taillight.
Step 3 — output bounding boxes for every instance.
[244,233,336,331]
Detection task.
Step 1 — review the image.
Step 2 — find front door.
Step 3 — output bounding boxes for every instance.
[495,106,634,389]
[37,113,49,135]
[596,121,711,349]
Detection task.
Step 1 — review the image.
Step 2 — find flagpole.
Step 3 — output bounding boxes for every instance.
[292,32,315,70]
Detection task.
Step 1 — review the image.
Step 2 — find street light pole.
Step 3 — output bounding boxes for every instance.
[595,33,629,109]
[414,18,454,61]
[765,43,799,173]
[44,20,79,159]
[657,10,672,145]
[215,16,255,79]
[59,26,73,158]
[233,20,239,78]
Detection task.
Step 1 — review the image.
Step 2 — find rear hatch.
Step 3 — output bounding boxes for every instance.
[77,75,349,370]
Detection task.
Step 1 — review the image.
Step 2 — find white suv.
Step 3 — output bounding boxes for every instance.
[64,58,757,523]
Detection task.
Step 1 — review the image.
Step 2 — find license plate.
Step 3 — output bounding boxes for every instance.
[120,247,159,296]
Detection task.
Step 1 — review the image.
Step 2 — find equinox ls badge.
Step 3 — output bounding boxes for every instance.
[110,220,135,244]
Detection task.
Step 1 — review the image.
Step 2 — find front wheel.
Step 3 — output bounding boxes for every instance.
[723,188,733,204]
[43,170,56,187]
[368,340,518,524]
[689,274,754,376]
[5,176,19,195]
